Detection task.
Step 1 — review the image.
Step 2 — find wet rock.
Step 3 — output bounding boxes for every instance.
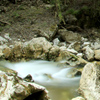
[79,62,100,100]
[94,49,100,60]
[59,29,81,43]
[82,46,94,61]
[66,68,81,78]
[23,74,34,82]
[72,96,85,100]
[53,38,60,46]
[0,67,49,100]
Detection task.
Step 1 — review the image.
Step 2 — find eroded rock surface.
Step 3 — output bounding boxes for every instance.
[79,62,100,100]
[0,66,49,100]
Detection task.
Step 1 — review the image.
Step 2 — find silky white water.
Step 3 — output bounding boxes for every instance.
[5,60,80,100]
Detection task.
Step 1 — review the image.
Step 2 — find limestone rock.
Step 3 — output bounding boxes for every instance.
[77,53,83,58]
[79,62,100,100]
[82,42,91,47]
[72,96,85,100]
[68,42,81,52]
[67,48,78,54]
[53,38,60,46]
[59,29,81,43]
[94,49,100,60]
[82,46,94,61]
[13,41,23,58]
[0,67,49,100]
[23,37,52,59]
[48,46,60,60]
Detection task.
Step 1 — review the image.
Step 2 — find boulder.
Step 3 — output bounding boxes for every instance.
[82,46,94,61]
[53,38,60,46]
[94,49,100,60]
[0,66,50,100]
[79,62,100,100]
[34,24,58,40]
[58,29,81,43]
[23,37,52,59]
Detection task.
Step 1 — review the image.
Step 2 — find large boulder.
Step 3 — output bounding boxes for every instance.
[23,37,52,59]
[0,66,49,100]
[79,62,100,100]
[58,29,81,43]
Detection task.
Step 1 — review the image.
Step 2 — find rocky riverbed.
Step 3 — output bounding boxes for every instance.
[1,0,100,100]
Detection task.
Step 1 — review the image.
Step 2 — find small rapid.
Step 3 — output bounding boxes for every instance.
[4,60,80,100]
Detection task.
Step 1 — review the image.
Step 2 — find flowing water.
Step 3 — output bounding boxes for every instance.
[4,60,80,100]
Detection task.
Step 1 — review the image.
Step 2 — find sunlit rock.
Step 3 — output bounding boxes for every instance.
[23,37,52,59]
[53,38,60,46]
[94,49,100,60]
[72,96,85,100]
[77,53,83,58]
[82,42,91,47]
[79,62,100,100]
[0,66,50,100]
[67,48,78,54]
[82,46,94,61]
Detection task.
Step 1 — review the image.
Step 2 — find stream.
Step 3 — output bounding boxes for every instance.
[4,60,80,100]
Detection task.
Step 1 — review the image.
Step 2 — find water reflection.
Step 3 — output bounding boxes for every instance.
[47,87,79,100]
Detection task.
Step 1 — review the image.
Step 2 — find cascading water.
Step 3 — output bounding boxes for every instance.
[4,60,80,100]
